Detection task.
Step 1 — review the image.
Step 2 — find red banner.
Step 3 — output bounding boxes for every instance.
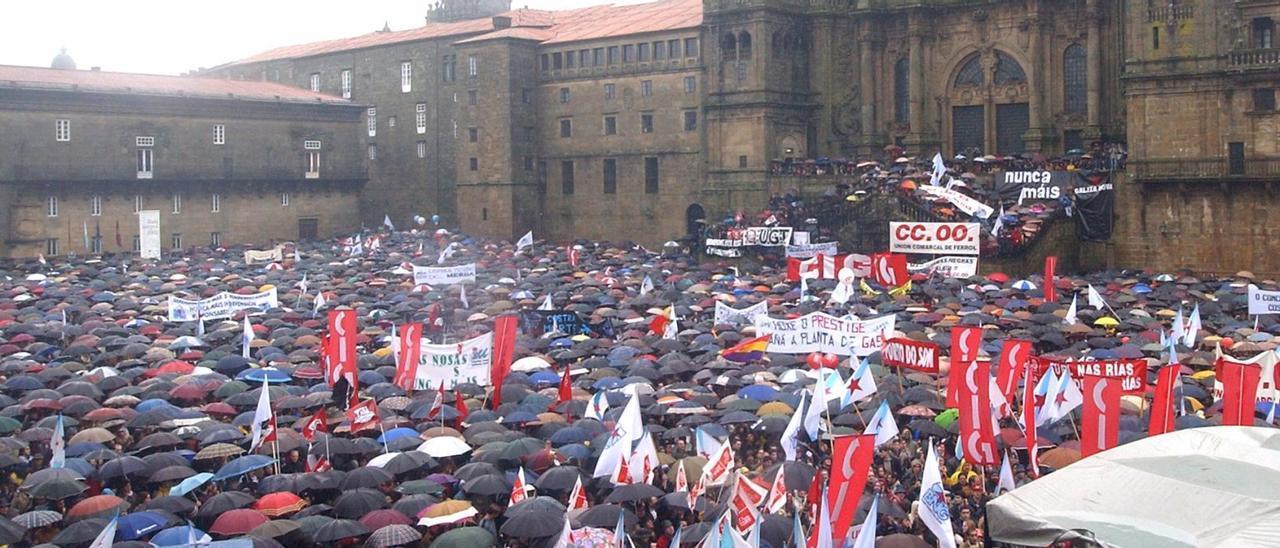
[393,323,423,391]
[1021,361,1040,477]
[1029,356,1148,393]
[301,409,328,442]
[957,359,999,466]
[346,399,380,434]
[870,253,908,288]
[1044,256,1057,303]
[490,315,519,410]
[946,326,983,408]
[996,339,1033,402]
[827,434,875,544]
[326,309,358,390]
[881,338,940,374]
[1081,375,1121,457]
[1148,365,1180,436]
[1217,358,1262,426]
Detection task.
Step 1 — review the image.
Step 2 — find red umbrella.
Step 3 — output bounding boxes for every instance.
[156,361,195,376]
[254,492,307,518]
[210,508,269,536]
[987,272,1010,284]
[201,402,238,416]
[67,494,127,521]
[23,399,62,412]
[82,408,123,422]
[358,509,412,530]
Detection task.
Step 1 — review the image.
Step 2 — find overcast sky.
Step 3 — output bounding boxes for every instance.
[2,0,647,75]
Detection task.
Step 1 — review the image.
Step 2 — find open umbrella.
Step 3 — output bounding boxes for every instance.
[212,454,274,481]
[116,511,171,541]
[254,492,307,517]
[575,504,637,528]
[499,497,566,538]
[333,488,388,519]
[417,500,478,527]
[209,508,268,536]
[151,525,212,546]
[169,472,214,497]
[311,519,370,543]
[428,526,494,548]
[67,494,128,521]
[604,483,664,503]
[367,523,422,548]
[13,510,61,529]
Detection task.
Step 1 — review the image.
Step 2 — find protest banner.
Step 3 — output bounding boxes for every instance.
[785,241,838,259]
[244,246,284,264]
[881,338,941,374]
[138,210,161,259]
[1073,172,1115,241]
[1210,347,1280,403]
[704,238,742,258]
[994,170,1072,204]
[714,301,769,326]
[753,312,895,356]
[1029,356,1147,393]
[741,226,793,247]
[908,256,979,278]
[919,185,994,219]
[413,263,476,286]
[413,332,493,390]
[889,222,980,255]
[791,231,810,245]
[1248,284,1280,315]
[168,288,279,322]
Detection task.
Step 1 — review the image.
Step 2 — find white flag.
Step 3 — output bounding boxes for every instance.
[313,292,326,316]
[539,294,554,311]
[437,242,456,265]
[991,204,1005,237]
[802,373,826,440]
[459,284,469,309]
[1185,303,1202,348]
[844,358,877,404]
[917,443,957,548]
[552,515,573,548]
[997,452,1016,494]
[516,231,534,252]
[585,392,610,421]
[1086,284,1106,310]
[1050,370,1084,422]
[241,316,254,359]
[640,275,654,296]
[812,488,834,548]
[383,214,395,231]
[249,378,272,451]
[866,400,899,447]
[89,514,119,548]
[780,392,805,461]
[929,152,946,186]
[1063,294,1078,325]
[50,414,66,469]
[850,495,878,548]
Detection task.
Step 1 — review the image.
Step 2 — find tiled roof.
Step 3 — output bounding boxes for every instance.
[225,0,701,66]
[0,65,352,105]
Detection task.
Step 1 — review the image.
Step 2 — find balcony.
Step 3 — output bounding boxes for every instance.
[1229,48,1280,68]
[1146,5,1194,23]
[1131,157,1280,182]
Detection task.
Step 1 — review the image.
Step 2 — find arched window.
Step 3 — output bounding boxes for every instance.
[1063,44,1087,115]
[739,32,753,60]
[894,58,910,124]
[954,55,984,87]
[722,33,737,61]
[993,51,1027,85]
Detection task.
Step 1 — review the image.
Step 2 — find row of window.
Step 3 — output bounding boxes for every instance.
[541,37,700,71]
[46,192,294,218]
[309,56,480,98]
[558,77,697,105]
[51,124,325,179]
[46,231,223,256]
[53,121,226,145]
[548,157,661,195]
[558,110,697,138]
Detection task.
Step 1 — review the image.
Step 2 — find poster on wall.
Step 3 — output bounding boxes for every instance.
[1073,171,1115,241]
[138,210,161,259]
[994,170,1073,204]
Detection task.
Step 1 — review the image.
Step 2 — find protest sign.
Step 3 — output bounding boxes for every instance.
[413,332,493,390]
[908,256,978,278]
[714,301,769,326]
[244,246,283,264]
[753,312,895,356]
[785,241,838,259]
[1248,284,1280,315]
[994,170,1072,204]
[919,185,994,219]
[889,222,980,255]
[881,338,941,374]
[168,288,279,322]
[1029,356,1147,393]
[742,227,793,247]
[1074,172,1115,241]
[413,263,476,286]
[138,210,161,260]
[704,238,742,258]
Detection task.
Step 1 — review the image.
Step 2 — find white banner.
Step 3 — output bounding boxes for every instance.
[908,256,978,278]
[1211,347,1279,403]
[1248,284,1280,315]
[889,222,980,256]
[785,241,838,259]
[705,238,743,258]
[413,263,476,286]
[742,227,793,247]
[792,231,810,246]
[414,332,493,390]
[138,210,161,259]
[920,186,995,219]
[714,301,769,326]
[753,312,895,356]
[244,246,284,264]
[168,288,279,322]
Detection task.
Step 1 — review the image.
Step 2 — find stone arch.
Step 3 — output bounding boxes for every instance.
[685,203,706,237]
[738,31,753,59]
[721,33,737,61]
[943,47,1033,156]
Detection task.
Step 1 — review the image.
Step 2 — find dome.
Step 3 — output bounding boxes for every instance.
[51,48,76,70]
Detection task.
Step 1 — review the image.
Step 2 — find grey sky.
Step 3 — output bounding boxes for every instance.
[1,0,646,75]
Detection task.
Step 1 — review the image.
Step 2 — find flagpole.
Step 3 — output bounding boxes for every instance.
[379,422,390,455]
[273,439,280,476]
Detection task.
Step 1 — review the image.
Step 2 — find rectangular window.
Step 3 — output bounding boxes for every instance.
[416,103,427,133]
[211,124,225,146]
[281,193,290,207]
[417,141,427,159]
[309,73,320,92]
[684,110,698,132]
[604,83,616,100]
[132,235,140,252]
[1254,89,1276,112]
[468,56,478,77]
[468,90,477,106]
[368,144,377,160]
[684,76,697,93]
[304,139,322,150]
[47,195,58,217]
[341,69,352,98]
[443,56,456,82]
[521,88,531,104]
[453,120,458,139]
[560,118,572,138]
[685,38,699,57]
[559,87,571,104]
[604,115,617,135]
[654,41,666,60]
[561,161,575,194]
[401,61,413,92]
[210,232,221,248]
[638,43,650,62]
[468,127,478,142]
[211,193,221,213]
[1152,26,1160,50]
[641,113,654,133]
[579,50,590,67]
[608,46,620,64]
[136,136,154,147]
[90,195,102,216]
[669,39,681,58]
[541,54,550,71]
[739,155,749,168]
[89,235,101,254]
[136,149,153,179]
[623,44,635,63]
[171,193,182,214]
[306,151,321,178]
[644,156,659,194]
[603,158,617,194]
[171,233,182,250]
[469,157,478,171]
[564,51,574,68]
[55,119,70,142]
[133,195,142,213]
[593,48,604,66]
[46,238,58,256]
[367,107,377,137]
[641,80,653,97]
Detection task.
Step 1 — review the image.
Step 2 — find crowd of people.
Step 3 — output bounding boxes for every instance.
[0,219,1271,548]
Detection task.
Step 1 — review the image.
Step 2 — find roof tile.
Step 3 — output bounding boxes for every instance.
[0,65,351,105]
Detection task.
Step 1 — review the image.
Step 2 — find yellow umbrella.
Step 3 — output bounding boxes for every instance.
[1120,395,1147,414]
[1191,370,1216,381]
[756,401,794,416]
[1093,317,1119,327]
[1183,396,1205,412]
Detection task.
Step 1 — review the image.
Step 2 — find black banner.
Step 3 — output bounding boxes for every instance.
[994,170,1072,203]
[518,310,615,339]
[1073,171,1114,241]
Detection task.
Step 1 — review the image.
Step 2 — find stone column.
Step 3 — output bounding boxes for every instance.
[1024,11,1052,152]
[858,30,878,156]
[905,11,936,153]
[1085,0,1103,137]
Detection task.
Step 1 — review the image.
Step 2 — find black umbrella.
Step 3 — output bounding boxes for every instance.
[533,465,583,491]
[339,467,394,490]
[99,455,148,480]
[144,495,197,516]
[574,503,637,528]
[333,488,388,519]
[454,462,502,482]
[604,483,664,503]
[27,478,87,500]
[381,451,437,475]
[196,491,255,519]
[0,516,25,545]
[499,497,565,538]
[461,474,510,496]
[52,518,108,545]
[311,518,370,543]
[149,465,197,484]
[762,461,816,491]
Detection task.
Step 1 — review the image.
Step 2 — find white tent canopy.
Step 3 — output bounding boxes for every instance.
[988,426,1280,548]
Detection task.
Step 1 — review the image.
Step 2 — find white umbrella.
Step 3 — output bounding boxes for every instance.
[417,436,471,458]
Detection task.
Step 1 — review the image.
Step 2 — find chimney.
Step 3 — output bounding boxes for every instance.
[492,15,511,28]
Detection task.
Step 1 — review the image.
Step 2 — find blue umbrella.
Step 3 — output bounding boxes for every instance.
[529,371,560,386]
[549,338,574,348]
[377,427,420,444]
[151,525,211,546]
[136,399,176,413]
[169,472,213,497]
[592,378,623,390]
[65,442,106,458]
[236,368,291,384]
[116,511,169,540]
[212,455,274,481]
[549,427,590,446]
[737,385,778,401]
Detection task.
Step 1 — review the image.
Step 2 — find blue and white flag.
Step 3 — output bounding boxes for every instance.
[918,444,956,548]
[241,316,253,359]
[50,414,65,469]
[640,275,654,296]
[866,400,899,447]
[89,513,119,548]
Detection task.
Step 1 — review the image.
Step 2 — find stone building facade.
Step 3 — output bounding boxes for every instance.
[0,64,366,258]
